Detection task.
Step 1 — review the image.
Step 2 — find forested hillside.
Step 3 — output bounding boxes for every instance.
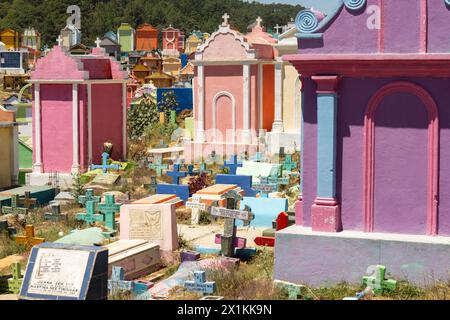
[0,0,303,46]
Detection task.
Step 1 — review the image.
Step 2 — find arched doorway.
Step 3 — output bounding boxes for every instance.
[363,82,439,235]
[212,91,235,143]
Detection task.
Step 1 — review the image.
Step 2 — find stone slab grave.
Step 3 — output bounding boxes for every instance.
[236,161,280,184]
[106,240,161,280]
[120,194,181,251]
[181,250,201,262]
[50,191,75,206]
[274,280,304,300]
[1,195,28,216]
[215,174,258,197]
[55,228,109,246]
[184,271,216,295]
[44,203,68,222]
[0,186,56,208]
[19,243,109,300]
[91,173,121,186]
[193,184,244,207]
[237,197,288,228]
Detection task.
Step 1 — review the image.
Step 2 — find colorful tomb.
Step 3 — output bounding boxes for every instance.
[117,23,135,54]
[136,24,159,52]
[162,26,183,57]
[0,28,20,50]
[274,0,450,286]
[28,43,128,187]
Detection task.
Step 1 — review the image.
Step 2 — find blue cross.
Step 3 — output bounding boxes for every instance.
[167,164,187,184]
[108,266,134,294]
[187,164,194,175]
[90,152,120,174]
[223,155,243,175]
[184,271,216,295]
[251,152,264,162]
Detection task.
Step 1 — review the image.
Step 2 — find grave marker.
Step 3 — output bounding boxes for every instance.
[281,154,297,172]
[19,192,37,209]
[76,201,104,225]
[98,195,121,231]
[148,159,168,177]
[90,152,120,174]
[186,195,207,225]
[362,265,397,296]
[78,189,101,207]
[108,266,134,296]
[167,164,187,185]
[8,262,23,294]
[15,225,45,249]
[223,155,243,175]
[252,176,278,198]
[274,280,304,300]
[184,271,216,295]
[44,203,68,222]
[2,195,28,216]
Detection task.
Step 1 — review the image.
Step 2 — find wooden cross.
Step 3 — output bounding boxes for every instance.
[210,190,253,257]
[108,266,134,296]
[167,164,187,185]
[15,225,45,249]
[184,271,216,295]
[363,265,397,296]
[57,35,63,46]
[222,13,230,27]
[90,152,120,174]
[95,37,102,48]
[282,154,297,172]
[2,195,28,215]
[19,191,37,209]
[256,16,263,28]
[97,195,121,231]
[76,201,104,225]
[148,159,168,177]
[223,155,243,175]
[8,262,23,294]
[78,189,101,207]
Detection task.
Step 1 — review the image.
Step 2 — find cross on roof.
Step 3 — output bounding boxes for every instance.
[2,195,28,216]
[108,266,134,295]
[95,37,102,48]
[167,164,187,185]
[274,24,283,34]
[256,16,263,28]
[222,13,230,27]
[8,262,23,294]
[57,35,63,46]
[15,225,45,249]
[76,201,104,225]
[223,155,243,175]
[97,195,121,231]
[90,152,120,174]
[184,271,216,295]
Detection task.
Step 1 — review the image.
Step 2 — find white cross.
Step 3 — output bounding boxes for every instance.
[57,35,63,46]
[274,24,282,34]
[95,37,101,48]
[256,16,263,28]
[222,13,230,27]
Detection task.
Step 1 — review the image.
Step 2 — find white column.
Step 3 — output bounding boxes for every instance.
[122,82,127,160]
[258,63,264,135]
[197,65,205,142]
[71,83,79,174]
[33,83,42,173]
[242,63,251,144]
[87,83,92,164]
[272,61,284,133]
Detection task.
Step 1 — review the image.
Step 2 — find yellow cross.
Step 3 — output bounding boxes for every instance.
[15,225,45,249]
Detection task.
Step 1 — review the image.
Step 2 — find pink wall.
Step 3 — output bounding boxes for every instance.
[91,83,124,162]
[203,34,249,60]
[78,84,88,170]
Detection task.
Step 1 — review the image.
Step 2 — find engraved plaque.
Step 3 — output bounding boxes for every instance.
[129,209,163,241]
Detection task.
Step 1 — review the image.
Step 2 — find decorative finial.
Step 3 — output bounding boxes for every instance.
[256,16,263,28]
[222,13,230,27]
[57,35,63,46]
[95,37,101,48]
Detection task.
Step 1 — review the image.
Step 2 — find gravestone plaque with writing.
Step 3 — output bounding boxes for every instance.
[129,209,163,241]
[19,243,108,300]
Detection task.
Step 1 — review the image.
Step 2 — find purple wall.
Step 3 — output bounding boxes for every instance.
[301,77,450,236]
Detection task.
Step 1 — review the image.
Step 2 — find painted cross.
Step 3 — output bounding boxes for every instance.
[95,37,101,48]
[90,152,120,174]
[187,164,195,176]
[223,155,243,175]
[222,13,230,27]
[15,225,45,249]
[19,192,37,209]
[210,190,253,257]
[167,164,187,185]
[269,174,289,186]
[256,16,263,28]
[97,195,121,231]
[186,195,207,225]
[57,35,63,46]
[274,280,304,300]
[1,195,28,215]
[184,271,216,295]
[362,265,397,296]
[251,152,264,163]
[148,159,168,177]
[274,24,283,34]
[108,266,134,295]
[44,203,68,222]
[7,262,23,294]
[78,188,101,207]
[253,176,278,198]
[282,154,297,172]
[76,201,104,225]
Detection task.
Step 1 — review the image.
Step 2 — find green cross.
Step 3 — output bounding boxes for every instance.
[282,155,297,172]
[76,201,104,225]
[97,195,121,231]
[8,262,23,294]
[148,159,168,177]
[275,280,304,300]
[1,195,28,216]
[78,189,101,207]
[362,265,397,296]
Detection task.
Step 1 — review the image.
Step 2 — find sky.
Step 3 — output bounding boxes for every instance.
[255,0,339,14]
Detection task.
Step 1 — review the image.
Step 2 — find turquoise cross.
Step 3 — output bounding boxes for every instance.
[148,159,168,176]
[78,189,101,207]
[90,152,120,174]
[108,266,134,295]
[97,195,121,231]
[362,265,397,296]
[282,155,297,172]
[76,201,104,225]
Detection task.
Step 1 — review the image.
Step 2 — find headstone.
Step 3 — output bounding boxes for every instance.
[184,271,216,295]
[78,189,101,207]
[362,265,397,296]
[252,176,278,198]
[167,164,187,185]
[15,225,45,249]
[8,262,23,294]
[19,243,109,300]
[223,155,243,175]
[156,184,190,203]
[97,195,121,231]
[76,201,104,225]
[216,174,258,197]
[44,203,68,222]
[120,194,181,251]
[90,152,120,174]
[108,266,134,296]
[106,240,161,280]
[1,195,28,216]
[186,194,207,225]
[181,250,201,262]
